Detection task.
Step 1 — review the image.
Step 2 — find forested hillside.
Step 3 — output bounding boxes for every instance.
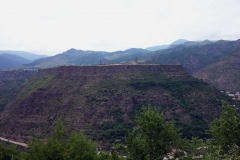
[0,65,235,146]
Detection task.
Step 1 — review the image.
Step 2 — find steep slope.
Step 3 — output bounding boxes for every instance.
[150,39,240,73]
[0,70,37,111]
[0,54,31,69]
[0,65,233,145]
[0,50,48,61]
[193,49,240,92]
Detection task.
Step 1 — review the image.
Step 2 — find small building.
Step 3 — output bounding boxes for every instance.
[227,94,235,97]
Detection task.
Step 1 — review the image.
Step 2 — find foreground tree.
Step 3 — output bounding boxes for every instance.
[126,107,183,160]
[19,122,123,160]
[206,101,240,159]
[209,101,240,151]
[0,141,19,160]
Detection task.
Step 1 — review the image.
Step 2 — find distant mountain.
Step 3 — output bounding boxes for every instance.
[145,39,189,51]
[25,48,107,68]
[145,44,170,51]
[16,39,240,92]
[170,39,189,46]
[183,40,214,46]
[0,54,31,69]
[25,48,153,68]
[0,50,48,61]
[108,48,153,64]
[193,48,240,92]
[149,39,240,73]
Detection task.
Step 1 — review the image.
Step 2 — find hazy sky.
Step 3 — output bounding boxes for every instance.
[1,0,240,55]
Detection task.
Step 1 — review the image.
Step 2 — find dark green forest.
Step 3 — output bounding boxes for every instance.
[1,101,239,160]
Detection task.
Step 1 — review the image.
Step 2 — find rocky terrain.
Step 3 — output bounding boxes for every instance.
[0,65,234,146]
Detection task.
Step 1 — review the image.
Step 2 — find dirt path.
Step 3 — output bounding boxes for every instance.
[0,137,28,147]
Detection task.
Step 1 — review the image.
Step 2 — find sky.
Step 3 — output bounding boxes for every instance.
[0,0,240,56]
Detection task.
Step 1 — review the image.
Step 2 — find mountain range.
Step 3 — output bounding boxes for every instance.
[0,54,31,69]
[18,39,240,92]
[193,49,240,92]
[0,51,47,61]
[1,38,240,92]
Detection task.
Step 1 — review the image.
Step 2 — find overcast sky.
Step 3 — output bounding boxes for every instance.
[1,0,240,55]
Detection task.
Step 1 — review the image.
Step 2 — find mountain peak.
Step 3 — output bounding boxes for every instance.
[66,48,77,52]
[171,39,189,45]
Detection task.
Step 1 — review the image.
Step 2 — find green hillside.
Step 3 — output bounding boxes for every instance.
[0,65,234,146]
[0,70,37,111]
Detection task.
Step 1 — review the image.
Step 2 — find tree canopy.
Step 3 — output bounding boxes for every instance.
[126,107,182,160]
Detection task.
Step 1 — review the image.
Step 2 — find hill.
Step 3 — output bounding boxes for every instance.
[24,48,153,68]
[0,70,37,111]
[0,54,31,69]
[0,50,48,61]
[145,39,189,51]
[0,65,234,145]
[170,39,189,46]
[193,48,240,92]
[145,44,169,51]
[149,39,240,74]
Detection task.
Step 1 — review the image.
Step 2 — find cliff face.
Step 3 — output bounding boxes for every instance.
[38,65,185,76]
[0,65,232,144]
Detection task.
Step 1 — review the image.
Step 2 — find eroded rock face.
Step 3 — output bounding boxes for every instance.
[38,65,184,77]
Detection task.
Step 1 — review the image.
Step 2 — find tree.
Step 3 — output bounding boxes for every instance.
[0,141,19,160]
[19,121,124,160]
[20,122,96,160]
[208,101,240,158]
[126,107,182,160]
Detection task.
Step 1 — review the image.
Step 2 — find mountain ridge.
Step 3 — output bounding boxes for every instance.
[0,54,31,69]
[193,48,240,92]
[0,50,48,61]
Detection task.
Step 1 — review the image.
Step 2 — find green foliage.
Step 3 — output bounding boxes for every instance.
[126,130,148,160]
[100,121,133,143]
[19,121,123,160]
[20,122,96,160]
[129,74,228,139]
[126,107,182,160]
[0,141,19,160]
[208,101,240,157]
[180,137,205,160]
